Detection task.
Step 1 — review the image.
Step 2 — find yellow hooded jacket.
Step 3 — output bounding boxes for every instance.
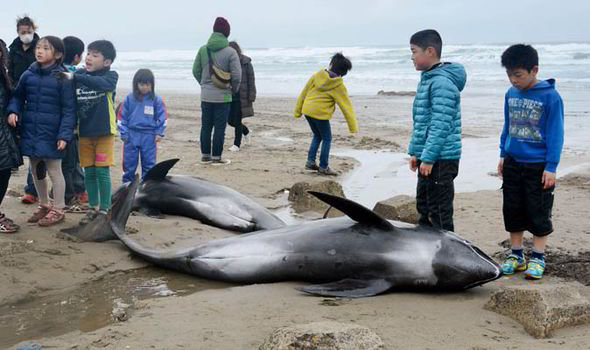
[294,70,358,133]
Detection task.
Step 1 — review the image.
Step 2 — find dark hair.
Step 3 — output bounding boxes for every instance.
[229,41,242,57]
[16,15,36,31]
[329,52,352,77]
[501,44,539,72]
[410,29,443,58]
[38,36,66,65]
[133,68,155,99]
[63,36,85,65]
[0,39,12,90]
[87,40,116,62]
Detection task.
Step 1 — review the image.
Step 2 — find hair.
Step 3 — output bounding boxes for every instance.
[329,52,352,77]
[0,39,12,90]
[63,36,85,65]
[229,41,242,57]
[37,36,66,65]
[16,15,36,31]
[87,40,116,62]
[410,29,443,58]
[132,68,155,99]
[501,44,539,72]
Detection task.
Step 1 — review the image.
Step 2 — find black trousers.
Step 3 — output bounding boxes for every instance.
[416,159,459,232]
[0,168,11,207]
[228,96,250,148]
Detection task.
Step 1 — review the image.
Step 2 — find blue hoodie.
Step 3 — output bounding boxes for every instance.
[117,93,168,138]
[499,79,564,172]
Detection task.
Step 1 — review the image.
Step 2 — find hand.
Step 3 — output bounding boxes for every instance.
[7,113,18,127]
[497,158,504,177]
[409,156,417,172]
[57,140,67,150]
[419,162,433,176]
[156,135,163,143]
[53,71,74,81]
[542,170,556,189]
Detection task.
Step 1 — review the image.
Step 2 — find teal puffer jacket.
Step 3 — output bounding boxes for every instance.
[408,62,466,163]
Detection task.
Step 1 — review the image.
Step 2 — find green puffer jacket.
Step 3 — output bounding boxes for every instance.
[408,62,466,163]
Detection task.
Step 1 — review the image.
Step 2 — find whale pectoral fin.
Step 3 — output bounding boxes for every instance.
[299,278,393,298]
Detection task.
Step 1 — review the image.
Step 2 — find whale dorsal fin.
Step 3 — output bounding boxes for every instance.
[308,191,394,231]
[143,158,180,182]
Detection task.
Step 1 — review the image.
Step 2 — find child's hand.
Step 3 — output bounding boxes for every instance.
[57,140,67,150]
[497,158,504,177]
[156,135,163,143]
[7,113,18,127]
[542,170,556,189]
[419,162,433,176]
[409,156,418,172]
[53,72,74,81]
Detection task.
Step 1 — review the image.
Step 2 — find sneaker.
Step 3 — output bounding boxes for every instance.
[27,205,51,223]
[524,258,545,280]
[501,254,527,275]
[76,192,89,204]
[79,209,98,226]
[200,156,212,164]
[21,194,38,204]
[305,162,319,171]
[0,214,19,233]
[318,167,338,176]
[38,208,65,227]
[211,159,231,166]
[228,145,240,152]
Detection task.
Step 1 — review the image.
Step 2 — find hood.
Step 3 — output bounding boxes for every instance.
[529,79,556,91]
[9,33,40,52]
[206,32,229,52]
[313,70,343,92]
[240,54,252,65]
[423,62,467,92]
[28,62,63,75]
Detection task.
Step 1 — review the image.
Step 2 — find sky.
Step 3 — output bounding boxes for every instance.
[1,0,589,51]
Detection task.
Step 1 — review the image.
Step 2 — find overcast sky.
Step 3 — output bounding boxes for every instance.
[1,0,588,51]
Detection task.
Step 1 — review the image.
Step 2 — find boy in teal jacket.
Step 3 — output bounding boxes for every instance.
[408,29,467,232]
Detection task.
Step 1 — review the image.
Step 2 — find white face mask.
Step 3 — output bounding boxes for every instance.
[19,33,34,44]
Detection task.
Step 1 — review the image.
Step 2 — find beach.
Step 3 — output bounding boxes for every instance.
[1,91,590,349]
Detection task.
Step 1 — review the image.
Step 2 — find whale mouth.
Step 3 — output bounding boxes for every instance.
[464,245,503,289]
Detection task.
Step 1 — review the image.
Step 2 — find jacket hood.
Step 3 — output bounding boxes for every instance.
[423,62,467,92]
[28,62,64,74]
[530,79,556,90]
[9,33,40,51]
[313,70,343,92]
[240,54,251,65]
[206,32,229,52]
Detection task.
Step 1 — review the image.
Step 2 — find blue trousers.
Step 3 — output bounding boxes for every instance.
[24,167,38,196]
[305,116,332,169]
[200,101,230,159]
[122,130,157,183]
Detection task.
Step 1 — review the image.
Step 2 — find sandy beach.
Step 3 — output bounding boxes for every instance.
[1,92,590,349]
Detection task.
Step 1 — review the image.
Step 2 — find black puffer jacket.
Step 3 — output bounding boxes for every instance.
[0,76,23,170]
[237,55,256,118]
[8,34,39,84]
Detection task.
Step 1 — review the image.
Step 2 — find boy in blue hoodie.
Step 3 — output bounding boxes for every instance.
[498,44,564,280]
[408,29,466,232]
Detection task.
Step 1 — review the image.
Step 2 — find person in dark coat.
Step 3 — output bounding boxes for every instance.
[227,41,256,151]
[0,39,23,233]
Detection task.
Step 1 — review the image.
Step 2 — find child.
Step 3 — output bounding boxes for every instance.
[294,53,357,176]
[227,41,256,152]
[407,29,466,232]
[117,69,168,183]
[57,40,118,225]
[0,38,23,233]
[61,36,88,209]
[498,44,564,280]
[7,36,76,226]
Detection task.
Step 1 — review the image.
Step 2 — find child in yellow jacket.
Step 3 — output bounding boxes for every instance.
[294,53,358,175]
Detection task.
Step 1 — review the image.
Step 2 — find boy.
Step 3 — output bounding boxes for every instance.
[294,53,358,175]
[408,29,466,232]
[498,44,564,280]
[58,40,118,225]
[61,36,88,209]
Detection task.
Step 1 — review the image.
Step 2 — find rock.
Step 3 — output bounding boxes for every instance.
[377,90,416,97]
[372,195,418,224]
[288,180,345,217]
[484,282,590,338]
[259,321,384,350]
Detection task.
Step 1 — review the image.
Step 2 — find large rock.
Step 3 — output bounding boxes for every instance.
[372,195,418,224]
[484,282,590,338]
[259,321,385,350]
[288,180,345,217]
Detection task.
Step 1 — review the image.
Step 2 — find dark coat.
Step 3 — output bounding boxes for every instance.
[7,62,76,159]
[0,76,23,170]
[238,55,256,117]
[8,34,40,84]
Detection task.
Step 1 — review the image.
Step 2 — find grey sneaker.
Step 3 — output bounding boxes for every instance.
[211,159,231,166]
[318,167,338,176]
[200,156,212,164]
[305,162,319,171]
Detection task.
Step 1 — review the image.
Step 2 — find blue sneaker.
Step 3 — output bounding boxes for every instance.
[501,254,527,275]
[524,258,545,280]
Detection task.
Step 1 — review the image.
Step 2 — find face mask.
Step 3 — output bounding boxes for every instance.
[19,33,34,44]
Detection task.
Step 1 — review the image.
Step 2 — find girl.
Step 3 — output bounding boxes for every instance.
[227,41,256,152]
[117,68,168,183]
[7,36,76,226]
[0,39,23,233]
